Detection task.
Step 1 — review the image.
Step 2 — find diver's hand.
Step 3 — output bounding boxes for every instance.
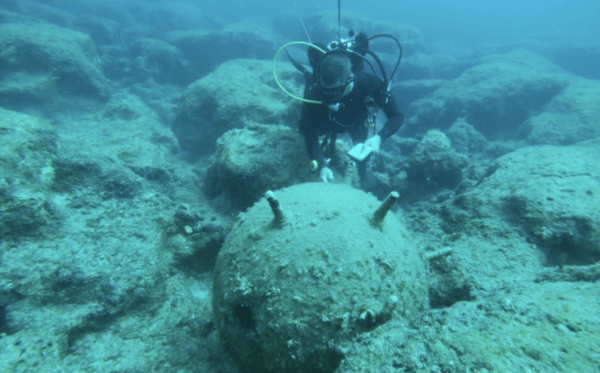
[320,167,334,183]
[364,135,382,153]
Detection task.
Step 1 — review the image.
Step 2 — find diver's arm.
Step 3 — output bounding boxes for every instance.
[303,130,326,168]
[302,129,333,182]
[298,101,327,168]
[378,93,404,141]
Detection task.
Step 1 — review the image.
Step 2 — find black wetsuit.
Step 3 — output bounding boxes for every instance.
[298,71,404,172]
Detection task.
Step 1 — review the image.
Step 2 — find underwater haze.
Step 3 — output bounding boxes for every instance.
[202,0,600,44]
[1,0,600,372]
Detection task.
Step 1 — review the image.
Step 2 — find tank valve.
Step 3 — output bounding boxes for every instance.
[369,191,399,227]
[343,161,356,185]
[265,191,287,227]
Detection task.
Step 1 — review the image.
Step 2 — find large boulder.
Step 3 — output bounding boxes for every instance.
[448,139,600,265]
[336,281,600,372]
[408,130,467,190]
[530,38,600,80]
[1,0,78,29]
[405,49,570,139]
[519,77,600,145]
[165,22,281,80]
[172,59,303,160]
[204,124,313,209]
[0,93,228,372]
[52,93,181,199]
[0,108,58,240]
[212,183,428,373]
[128,38,188,85]
[0,0,119,46]
[0,22,111,113]
[395,52,478,82]
[390,79,447,113]
[446,118,491,155]
[72,15,121,46]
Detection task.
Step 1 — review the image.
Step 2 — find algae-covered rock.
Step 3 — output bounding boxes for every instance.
[173,59,303,159]
[519,77,600,145]
[51,94,181,200]
[448,140,600,265]
[0,97,219,373]
[165,22,281,79]
[165,204,231,273]
[408,130,466,190]
[406,49,569,139]
[73,15,121,46]
[534,38,600,80]
[204,124,313,209]
[446,118,490,154]
[337,281,600,372]
[0,22,110,112]
[212,183,428,373]
[390,78,447,114]
[129,38,188,84]
[395,52,478,82]
[0,108,58,239]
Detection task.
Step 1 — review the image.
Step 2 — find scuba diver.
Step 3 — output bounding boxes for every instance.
[297,34,403,195]
[276,30,403,196]
[273,1,404,197]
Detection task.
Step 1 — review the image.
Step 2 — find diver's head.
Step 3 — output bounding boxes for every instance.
[318,53,354,98]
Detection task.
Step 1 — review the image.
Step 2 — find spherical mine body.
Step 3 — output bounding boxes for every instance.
[212,183,427,373]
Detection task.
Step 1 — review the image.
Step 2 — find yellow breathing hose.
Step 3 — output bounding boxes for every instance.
[272,41,327,105]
